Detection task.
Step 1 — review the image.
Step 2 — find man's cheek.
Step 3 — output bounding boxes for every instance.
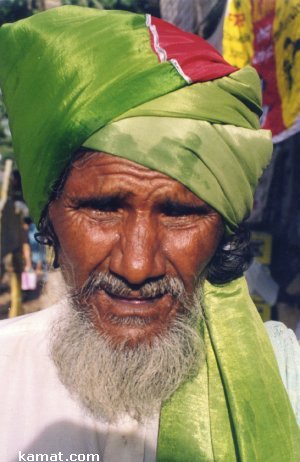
[164,240,220,293]
[57,241,91,288]
[57,234,111,289]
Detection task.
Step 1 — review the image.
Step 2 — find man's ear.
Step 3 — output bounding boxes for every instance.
[35,204,60,268]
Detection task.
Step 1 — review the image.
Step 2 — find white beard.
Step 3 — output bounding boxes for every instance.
[50,281,205,423]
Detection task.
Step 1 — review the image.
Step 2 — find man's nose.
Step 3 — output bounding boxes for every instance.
[109,214,166,285]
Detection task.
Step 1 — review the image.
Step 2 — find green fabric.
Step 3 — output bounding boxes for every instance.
[157,278,300,461]
[112,66,263,129]
[0,6,272,227]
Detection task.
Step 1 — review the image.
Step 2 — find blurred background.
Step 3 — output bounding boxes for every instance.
[0,0,299,337]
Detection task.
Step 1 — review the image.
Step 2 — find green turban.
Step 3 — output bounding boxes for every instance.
[1,7,299,462]
[0,5,271,233]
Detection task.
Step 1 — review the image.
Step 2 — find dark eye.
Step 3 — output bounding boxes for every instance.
[160,201,210,218]
[89,201,119,213]
[74,197,122,213]
[163,208,194,217]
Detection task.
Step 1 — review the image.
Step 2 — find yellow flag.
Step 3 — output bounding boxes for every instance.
[223,0,300,141]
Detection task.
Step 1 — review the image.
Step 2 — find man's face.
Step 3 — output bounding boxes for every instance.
[50,152,224,345]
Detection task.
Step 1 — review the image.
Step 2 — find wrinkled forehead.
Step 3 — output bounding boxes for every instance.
[59,150,215,210]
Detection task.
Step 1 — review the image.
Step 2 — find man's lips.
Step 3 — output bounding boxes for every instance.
[109,292,164,303]
[96,289,172,318]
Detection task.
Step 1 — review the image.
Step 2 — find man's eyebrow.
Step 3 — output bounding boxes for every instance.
[158,199,212,214]
[68,192,131,208]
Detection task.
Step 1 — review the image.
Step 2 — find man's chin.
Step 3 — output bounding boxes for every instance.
[83,290,180,344]
[50,298,204,422]
[90,314,177,348]
[75,290,181,347]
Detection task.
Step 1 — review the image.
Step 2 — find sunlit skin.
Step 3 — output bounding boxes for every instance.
[49,152,224,345]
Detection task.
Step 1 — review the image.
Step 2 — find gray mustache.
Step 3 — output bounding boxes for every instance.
[76,271,186,300]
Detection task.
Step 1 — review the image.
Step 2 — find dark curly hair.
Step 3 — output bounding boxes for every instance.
[206,223,252,284]
[35,149,252,284]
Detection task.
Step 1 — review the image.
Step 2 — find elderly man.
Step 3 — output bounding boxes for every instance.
[0,6,299,462]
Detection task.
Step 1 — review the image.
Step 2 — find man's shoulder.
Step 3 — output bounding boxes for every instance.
[265,320,300,352]
[265,320,300,425]
[0,302,63,340]
[265,321,300,373]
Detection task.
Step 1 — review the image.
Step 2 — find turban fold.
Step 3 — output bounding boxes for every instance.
[0,5,271,232]
[0,6,299,462]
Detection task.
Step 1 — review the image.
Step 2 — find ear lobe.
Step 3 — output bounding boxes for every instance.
[35,203,61,269]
